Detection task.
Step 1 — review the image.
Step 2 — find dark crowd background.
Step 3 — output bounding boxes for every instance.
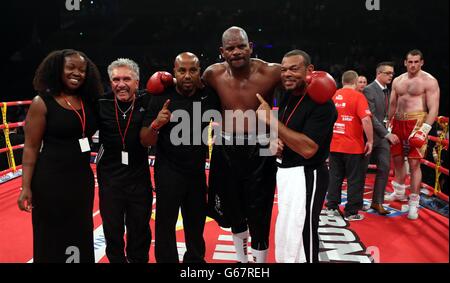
[1,0,448,116]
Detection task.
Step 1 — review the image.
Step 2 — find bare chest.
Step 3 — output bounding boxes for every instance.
[396,77,426,97]
[214,74,277,110]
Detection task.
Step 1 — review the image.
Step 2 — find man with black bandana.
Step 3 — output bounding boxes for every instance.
[96,58,153,263]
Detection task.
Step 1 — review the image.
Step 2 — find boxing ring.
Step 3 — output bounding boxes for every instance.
[420,117,448,202]
[1,99,449,263]
[0,101,29,180]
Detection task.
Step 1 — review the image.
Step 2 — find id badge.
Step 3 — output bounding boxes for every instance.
[121,151,129,165]
[79,137,91,152]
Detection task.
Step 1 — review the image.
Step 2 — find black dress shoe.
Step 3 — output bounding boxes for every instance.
[370,203,391,215]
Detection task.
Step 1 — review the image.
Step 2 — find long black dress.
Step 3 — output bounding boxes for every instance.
[31,95,97,263]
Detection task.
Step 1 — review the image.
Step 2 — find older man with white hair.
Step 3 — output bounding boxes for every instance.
[96,58,154,263]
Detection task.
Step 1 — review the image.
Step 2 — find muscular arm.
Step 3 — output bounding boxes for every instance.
[267,62,282,85]
[201,64,218,87]
[267,63,282,105]
[424,78,440,125]
[388,79,399,121]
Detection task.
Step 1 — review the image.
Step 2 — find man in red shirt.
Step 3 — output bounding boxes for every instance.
[325,70,373,221]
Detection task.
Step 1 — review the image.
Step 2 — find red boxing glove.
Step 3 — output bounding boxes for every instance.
[305,71,337,104]
[146,71,174,94]
[409,123,431,148]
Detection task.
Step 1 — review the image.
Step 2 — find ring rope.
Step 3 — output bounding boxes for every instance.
[1,99,449,203]
[0,144,24,154]
[208,119,213,161]
[0,165,23,178]
[1,103,17,171]
[0,122,26,130]
[2,101,32,107]
[429,116,449,196]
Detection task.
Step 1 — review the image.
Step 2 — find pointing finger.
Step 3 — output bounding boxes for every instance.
[162,99,170,110]
[256,93,267,104]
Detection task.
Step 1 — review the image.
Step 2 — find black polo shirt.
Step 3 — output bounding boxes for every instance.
[277,92,337,169]
[144,86,221,174]
[96,91,151,186]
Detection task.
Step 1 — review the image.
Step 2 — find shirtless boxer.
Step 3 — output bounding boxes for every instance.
[146,27,335,262]
[387,49,440,220]
[202,26,281,263]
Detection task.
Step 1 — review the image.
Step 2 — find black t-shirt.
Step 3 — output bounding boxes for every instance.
[144,86,221,174]
[96,91,151,185]
[277,92,337,168]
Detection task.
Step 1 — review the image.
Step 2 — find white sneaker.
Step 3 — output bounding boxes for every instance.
[385,192,408,202]
[344,213,365,221]
[407,194,420,220]
[326,208,339,218]
[407,205,419,220]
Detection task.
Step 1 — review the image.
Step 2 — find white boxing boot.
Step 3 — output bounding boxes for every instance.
[407,193,420,220]
[252,248,268,263]
[385,181,408,201]
[232,230,249,263]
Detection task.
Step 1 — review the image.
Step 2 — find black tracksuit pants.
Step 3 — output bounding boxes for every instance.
[154,161,207,263]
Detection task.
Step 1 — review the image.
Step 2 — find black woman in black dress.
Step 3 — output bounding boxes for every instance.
[17,49,103,263]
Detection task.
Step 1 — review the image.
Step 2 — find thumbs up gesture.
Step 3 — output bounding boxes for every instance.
[151,99,171,130]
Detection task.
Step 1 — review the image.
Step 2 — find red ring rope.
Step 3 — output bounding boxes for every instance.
[2,101,32,107]
[2,100,449,201]
[0,122,26,130]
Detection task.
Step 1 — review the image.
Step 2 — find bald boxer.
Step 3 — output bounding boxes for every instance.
[146,28,334,263]
[201,26,281,263]
[387,49,440,220]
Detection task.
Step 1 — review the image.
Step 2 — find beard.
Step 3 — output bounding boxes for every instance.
[284,80,307,95]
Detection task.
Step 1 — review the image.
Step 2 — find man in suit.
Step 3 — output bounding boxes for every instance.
[363,62,400,215]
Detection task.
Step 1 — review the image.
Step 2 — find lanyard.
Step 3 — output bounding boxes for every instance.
[114,96,135,150]
[62,95,86,138]
[281,94,306,126]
